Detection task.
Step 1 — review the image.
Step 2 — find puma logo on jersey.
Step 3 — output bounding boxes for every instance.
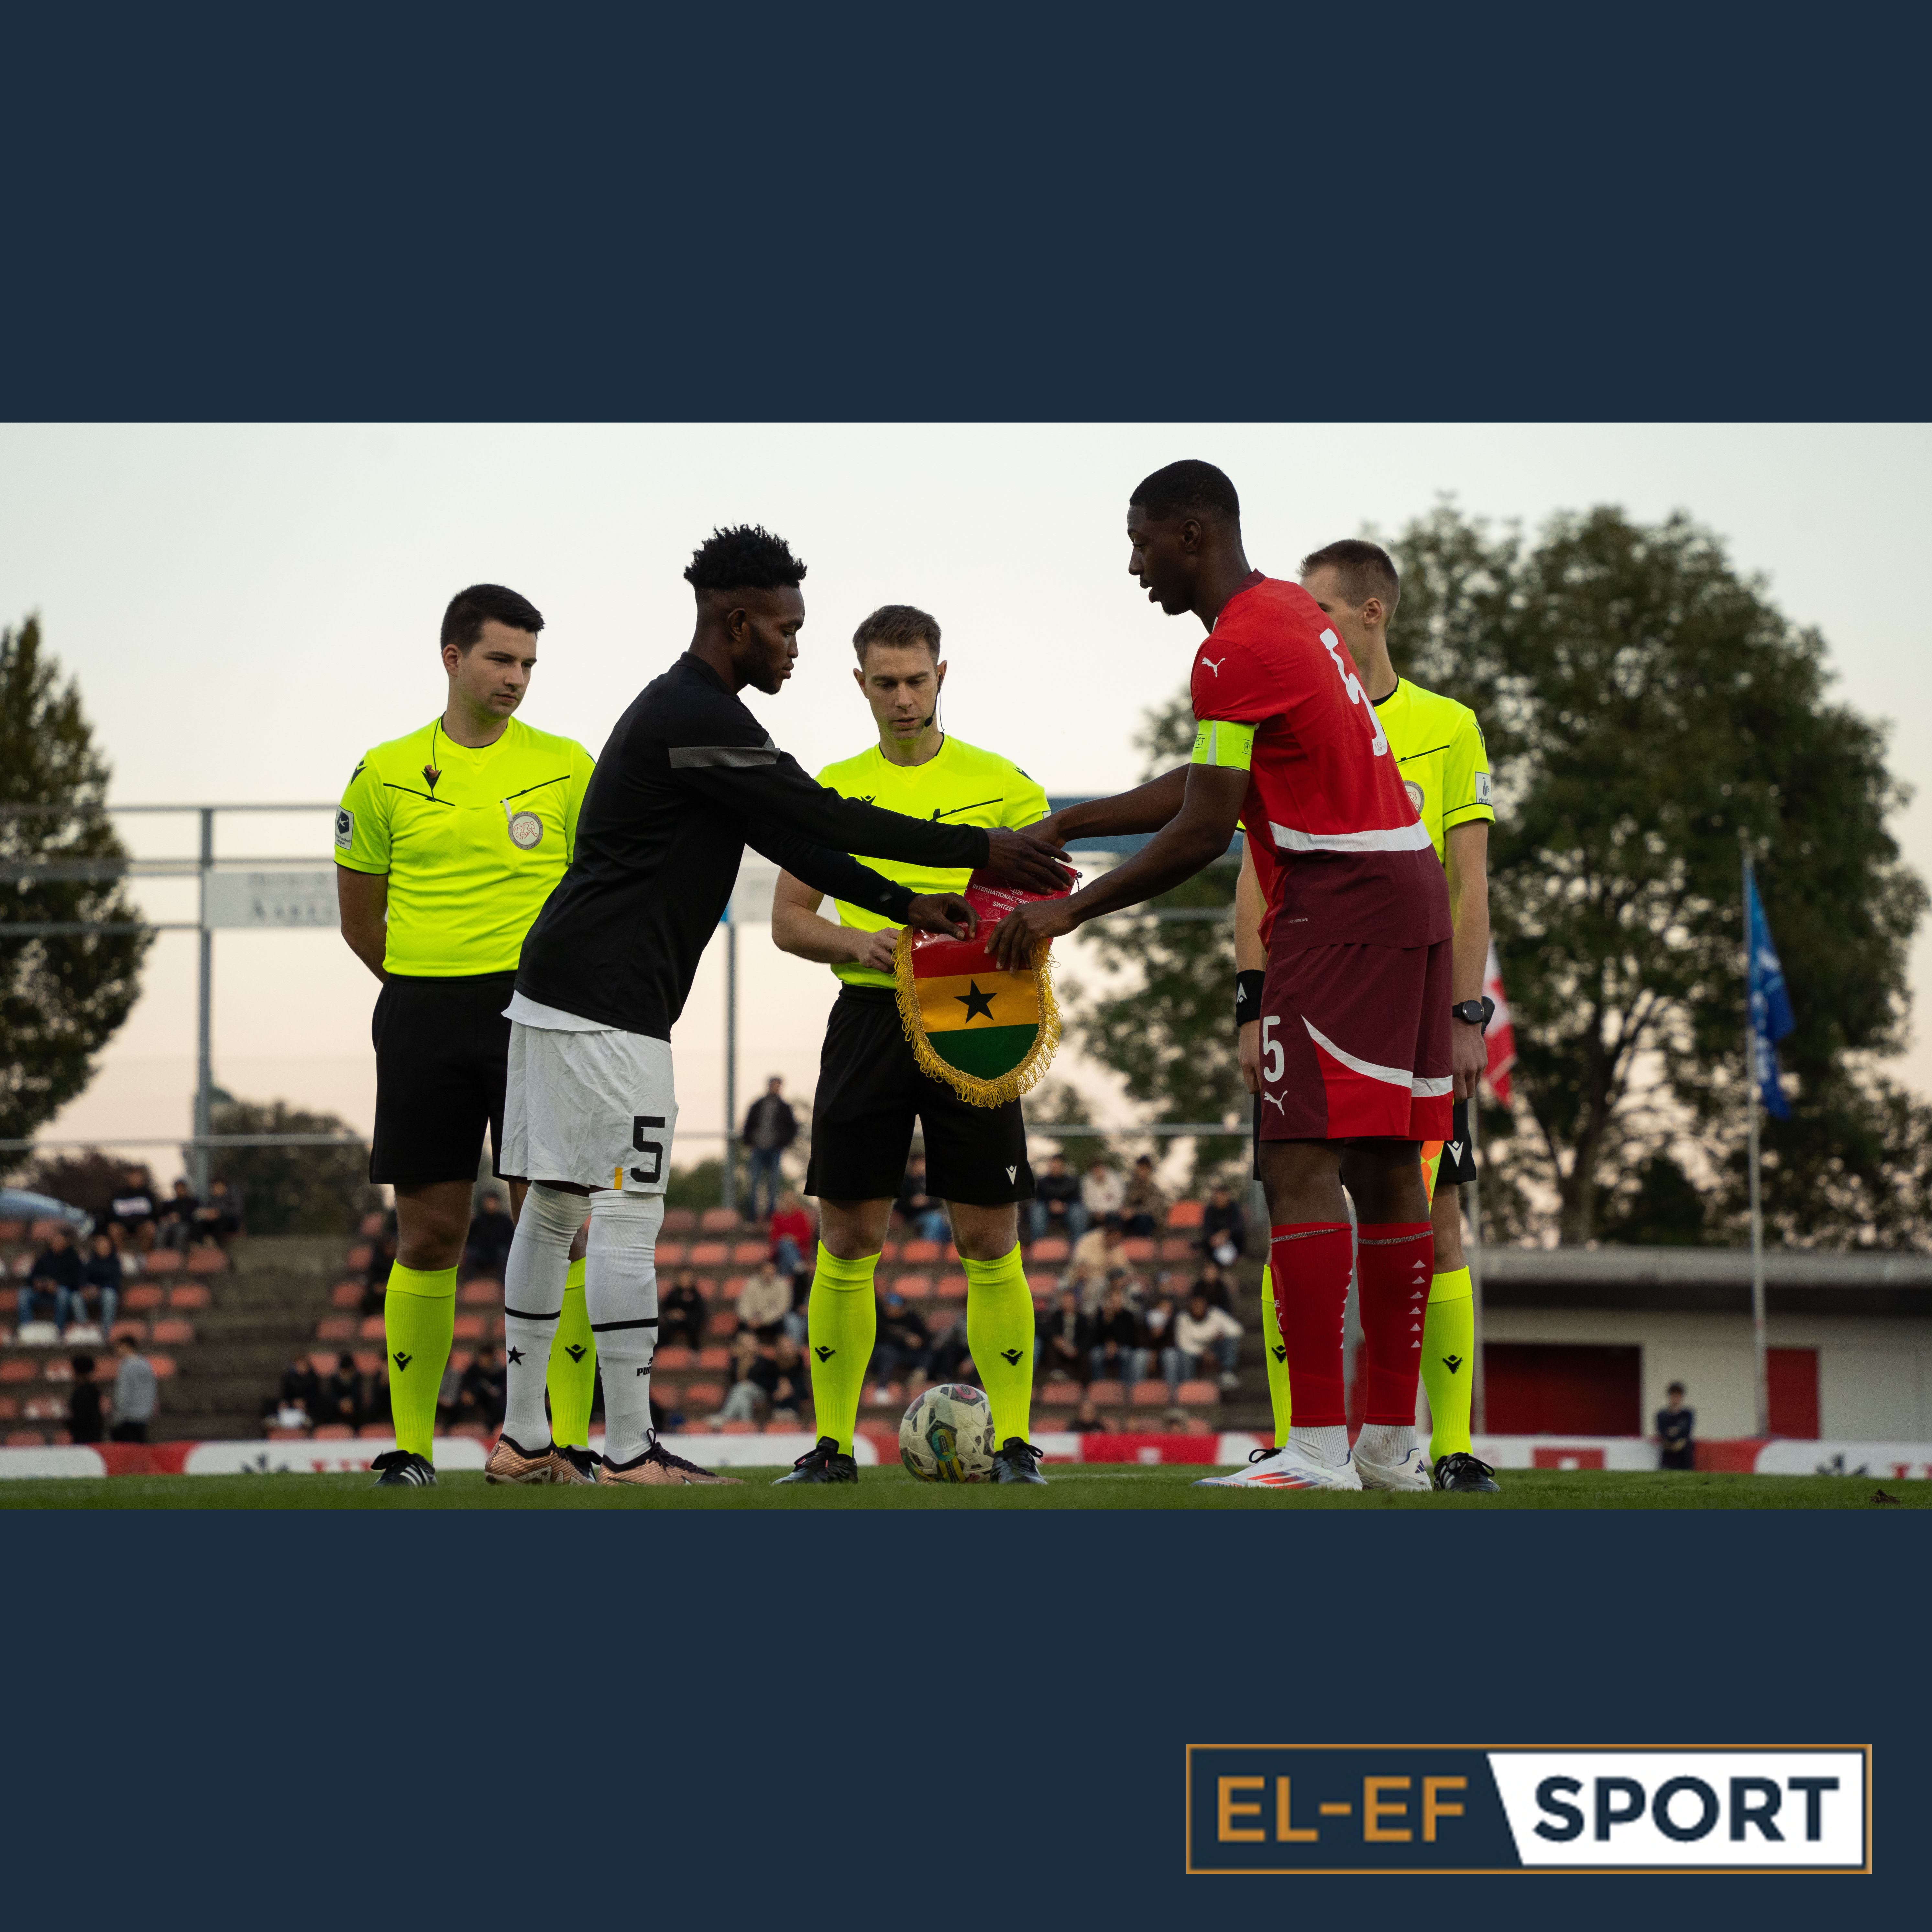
[1200,654,1226,675]
[1262,1092,1286,1114]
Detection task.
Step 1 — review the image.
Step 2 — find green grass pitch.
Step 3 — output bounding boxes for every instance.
[0,1467,1924,1509]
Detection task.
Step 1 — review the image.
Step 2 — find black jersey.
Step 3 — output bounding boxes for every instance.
[515,653,989,1037]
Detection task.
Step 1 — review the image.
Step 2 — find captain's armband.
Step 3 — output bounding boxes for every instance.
[1189,718,1257,772]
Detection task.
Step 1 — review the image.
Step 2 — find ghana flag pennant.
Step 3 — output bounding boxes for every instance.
[893,868,1074,1108]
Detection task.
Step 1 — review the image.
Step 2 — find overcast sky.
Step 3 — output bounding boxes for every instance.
[3,423,1927,1170]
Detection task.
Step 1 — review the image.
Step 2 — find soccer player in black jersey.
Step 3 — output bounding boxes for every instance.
[491,526,1068,1486]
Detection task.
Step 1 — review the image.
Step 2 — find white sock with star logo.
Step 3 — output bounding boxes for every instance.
[501,1182,583,1449]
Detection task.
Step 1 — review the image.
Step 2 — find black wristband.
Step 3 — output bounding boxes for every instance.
[1235,970,1265,1027]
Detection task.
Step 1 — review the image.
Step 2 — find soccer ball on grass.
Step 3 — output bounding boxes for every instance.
[899,1383,997,1482]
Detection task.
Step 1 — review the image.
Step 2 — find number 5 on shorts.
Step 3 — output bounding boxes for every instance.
[629,1115,666,1187]
[1261,1015,1284,1085]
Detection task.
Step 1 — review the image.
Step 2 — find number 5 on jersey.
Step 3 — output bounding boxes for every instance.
[1260,1015,1285,1085]
[629,1115,666,1187]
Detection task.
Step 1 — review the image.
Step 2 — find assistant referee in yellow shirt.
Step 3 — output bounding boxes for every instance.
[335,584,595,1487]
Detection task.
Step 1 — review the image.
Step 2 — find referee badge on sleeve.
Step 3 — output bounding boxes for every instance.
[335,807,354,850]
[1475,771,1492,804]
[505,805,544,849]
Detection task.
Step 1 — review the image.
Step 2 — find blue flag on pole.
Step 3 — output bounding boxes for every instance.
[1747,871,1795,1119]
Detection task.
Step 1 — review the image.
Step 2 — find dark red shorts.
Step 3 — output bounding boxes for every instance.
[1256,938,1452,1142]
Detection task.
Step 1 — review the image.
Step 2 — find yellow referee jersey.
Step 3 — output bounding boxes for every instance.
[335,715,595,976]
[813,733,1048,988]
[1369,677,1493,862]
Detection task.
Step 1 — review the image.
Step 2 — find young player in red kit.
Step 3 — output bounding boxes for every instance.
[992,460,1452,1489]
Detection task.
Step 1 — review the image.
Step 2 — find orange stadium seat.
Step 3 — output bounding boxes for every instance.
[170,1282,211,1308]
[877,1240,899,1263]
[900,1239,940,1264]
[41,1357,74,1382]
[447,1349,473,1374]
[682,1381,722,1410]
[316,1316,353,1341]
[700,1207,738,1233]
[347,1243,372,1269]
[656,1240,687,1266]
[28,1218,63,1240]
[1166,1200,1204,1229]
[707,1310,735,1338]
[110,1321,147,1343]
[0,1397,16,1421]
[893,1273,933,1300]
[353,1351,381,1374]
[718,1419,758,1435]
[730,1240,767,1264]
[0,1220,22,1240]
[720,1276,745,1301]
[1159,1237,1194,1262]
[359,1316,385,1340]
[144,1249,182,1274]
[1176,1380,1220,1406]
[314,1424,353,1439]
[151,1320,195,1345]
[936,1273,968,1301]
[690,1241,728,1267]
[1088,1379,1124,1405]
[187,1247,227,1274]
[661,1207,696,1235]
[0,1361,36,1384]
[653,1346,693,1371]
[452,1313,485,1341]
[359,1211,386,1237]
[308,1352,337,1376]
[123,1282,164,1311]
[358,1424,390,1439]
[763,1418,803,1434]
[1130,1381,1169,1407]
[460,1279,498,1306]
[330,1281,362,1308]
[1121,1237,1154,1263]
[147,1355,177,1378]
[697,1346,731,1371]
[1030,1237,1069,1264]
[1038,1381,1081,1405]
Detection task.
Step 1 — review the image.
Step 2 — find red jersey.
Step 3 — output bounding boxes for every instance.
[1191,575,1449,952]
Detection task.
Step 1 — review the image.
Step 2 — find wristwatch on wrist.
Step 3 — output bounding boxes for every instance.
[1451,998,1492,1029]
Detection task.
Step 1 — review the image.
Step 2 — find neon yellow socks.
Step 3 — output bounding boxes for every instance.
[1420,1265,1475,1461]
[547,1257,596,1448]
[964,1245,1035,1446]
[383,1263,456,1459]
[1258,1261,1292,1447]
[806,1244,878,1454]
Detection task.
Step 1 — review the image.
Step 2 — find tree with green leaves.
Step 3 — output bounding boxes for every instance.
[1065,689,1245,1182]
[201,1097,376,1235]
[1385,503,1927,1247]
[0,617,150,1154]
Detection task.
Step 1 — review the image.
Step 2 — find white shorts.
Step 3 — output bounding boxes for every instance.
[500,1021,678,1193]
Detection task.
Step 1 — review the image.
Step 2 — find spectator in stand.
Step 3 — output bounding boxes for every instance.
[735,1260,794,1343]
[923,1312,972,1389]
[716,1332,810,1426]
[109,1334,159,1442]
[270,1355,322,1426]
[1199,1181,1247,1266]
[318,1352,364,1431]
[1079,1156,1125,1230]
[1141,1284,1178,1364]
[1163,1290,1243,1398]
[192,1177,244,1247]
[461,1189,516,1283]
[108,1166,158,1254]
[1066,1217,1129,1311]
[895,1155,948,1244]
[458,1345,508,1431]
[768,1190,815,1282]
[156,1179,199,1253]
[1190,1256,1234,1315]
[870,1289,930,1394]
[73,1233,123,1334]
[359,1228,399,1315]
[1028,1152,1086,1243]
[741,1075,798,1223]
[1657,1381,1696,1471]
[1068,1390,1106,1435]
[1089,1279,1146,1391]
[1037,1287,1093,1386]
[362,1363,392,1431]
[659,1269,708,1350]
[1121,1155,1166,1237]
[19,1225,84,1330]
[68,1355,105,1443]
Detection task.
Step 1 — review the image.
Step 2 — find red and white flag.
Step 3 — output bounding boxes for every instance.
[1483,940,1516,1104]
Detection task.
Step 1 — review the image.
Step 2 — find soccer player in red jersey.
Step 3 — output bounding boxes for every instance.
[992,460,1452,1489]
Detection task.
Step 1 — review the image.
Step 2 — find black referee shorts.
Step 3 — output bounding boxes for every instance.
[805,986,1034,1208]
[368,971,515,1186]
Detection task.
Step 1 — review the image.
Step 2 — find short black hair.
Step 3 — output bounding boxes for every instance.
[853,604,941,663]
[441,584,544,653]
[1300,538,1401,614]
[683,524,807,594]
[1130,459,1240,522]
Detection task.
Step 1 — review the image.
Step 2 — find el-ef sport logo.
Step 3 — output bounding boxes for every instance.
[1186,1746,1869,1873]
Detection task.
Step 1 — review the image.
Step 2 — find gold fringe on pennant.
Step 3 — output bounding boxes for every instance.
[892,929,1062,1109]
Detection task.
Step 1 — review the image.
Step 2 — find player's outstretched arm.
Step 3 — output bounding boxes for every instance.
[1033,766,1188,850]
[986,765,1247,970]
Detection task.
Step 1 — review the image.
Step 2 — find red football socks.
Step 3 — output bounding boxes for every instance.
[1355,1221,1434,1425]
[1268,1222,1354,1427]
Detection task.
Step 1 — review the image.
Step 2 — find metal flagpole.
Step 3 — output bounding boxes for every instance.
[192,806,215,1199]
[721,910,739,1212]
[1466,1090,1486,1436]
[1745,846,1770,1436]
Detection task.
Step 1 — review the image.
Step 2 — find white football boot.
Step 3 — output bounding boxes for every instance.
[1194,1440,1364,1491]
[1352,1430,1433,1491]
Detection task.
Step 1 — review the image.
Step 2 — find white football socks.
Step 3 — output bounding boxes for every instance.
[586,1187,664,1465]
[1289,1424,1352,1466]
[1355,1421,1418,1462]
[500,1182,584,1449]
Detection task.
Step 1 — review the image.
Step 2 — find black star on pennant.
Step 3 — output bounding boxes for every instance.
[505,1345,524,1365]
[955,980,996,1023]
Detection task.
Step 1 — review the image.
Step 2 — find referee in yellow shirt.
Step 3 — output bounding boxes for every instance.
[1236,539,1503,1493]
[335,584,596,1487]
